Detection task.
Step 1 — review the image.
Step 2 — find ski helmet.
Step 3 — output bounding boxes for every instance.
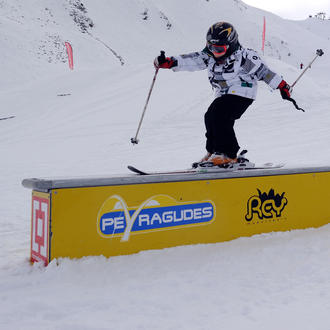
[206,22,239,57]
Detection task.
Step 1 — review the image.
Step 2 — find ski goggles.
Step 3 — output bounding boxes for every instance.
[207,43,228,56]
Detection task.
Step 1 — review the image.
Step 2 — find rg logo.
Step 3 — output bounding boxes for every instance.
[245,189,288,222]
[31,195,49,264]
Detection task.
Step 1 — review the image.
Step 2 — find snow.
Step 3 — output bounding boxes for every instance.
[1,0,330,329]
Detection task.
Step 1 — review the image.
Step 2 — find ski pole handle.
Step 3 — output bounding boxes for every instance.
[290,49,324,92]
[131,67,160,145]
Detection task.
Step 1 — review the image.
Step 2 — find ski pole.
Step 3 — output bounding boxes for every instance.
[290,49,324,92]
[131,59,162,145]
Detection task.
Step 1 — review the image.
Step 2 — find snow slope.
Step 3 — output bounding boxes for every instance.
[1,1,330,329]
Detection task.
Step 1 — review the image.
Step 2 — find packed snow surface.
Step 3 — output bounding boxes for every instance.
[1,0,330,329]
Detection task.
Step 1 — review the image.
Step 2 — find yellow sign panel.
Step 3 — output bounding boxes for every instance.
[46,171,330,261]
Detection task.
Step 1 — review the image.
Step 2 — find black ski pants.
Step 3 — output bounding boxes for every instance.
[204,94,253,159]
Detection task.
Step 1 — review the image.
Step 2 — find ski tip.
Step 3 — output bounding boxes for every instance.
[127,165,147,175]
[256,162,285,169]
[267,162,285,168]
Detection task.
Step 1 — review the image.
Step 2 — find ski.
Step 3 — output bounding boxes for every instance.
[127,163,285,176]
[0,115,15,121]
[127,165,197,175]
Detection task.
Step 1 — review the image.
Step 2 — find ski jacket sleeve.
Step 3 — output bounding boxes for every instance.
[241,49,282,89]
[171,51,210,72]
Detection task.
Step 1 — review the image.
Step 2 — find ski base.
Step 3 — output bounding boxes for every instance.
[127,163,285,176]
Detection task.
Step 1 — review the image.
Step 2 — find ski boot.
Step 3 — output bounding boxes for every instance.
[192,152,212,168]
[195,149,255,170]
[197,153,237,168]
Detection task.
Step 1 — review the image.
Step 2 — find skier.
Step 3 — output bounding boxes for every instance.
[154,22,291,167]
